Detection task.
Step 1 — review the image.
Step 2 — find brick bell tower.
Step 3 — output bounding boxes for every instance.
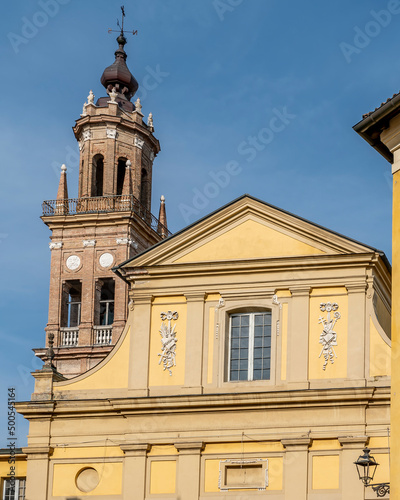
[35,23,169,377]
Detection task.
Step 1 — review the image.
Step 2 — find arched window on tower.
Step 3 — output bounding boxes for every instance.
[117,158,128,196]
[92,154,104,197]
[140,168,149,209]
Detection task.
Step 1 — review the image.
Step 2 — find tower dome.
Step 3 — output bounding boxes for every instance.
[97,33,139,112]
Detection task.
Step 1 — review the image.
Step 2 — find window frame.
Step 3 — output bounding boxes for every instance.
[2,478,26,500]
[96,278,115,327]
[219,459,269,491]
[228,311,272,382]
[217,300,280,388]
[61,280,82,328]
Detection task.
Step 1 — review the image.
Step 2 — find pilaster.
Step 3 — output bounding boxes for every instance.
[128,296,152,395]
[79,239,97,346]
[47,241,63,347]
[22,446,53,500]
[104,129,117,195]
[133,138,143,202]
[174,442,204,500]
[345,283,367,380]
[184,293,206,392]
[338,436,368,500]
[287,287,311,384]
[281,438,311,500]
[120,443,150,500]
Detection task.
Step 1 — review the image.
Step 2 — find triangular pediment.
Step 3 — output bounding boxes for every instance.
[174,217,325,263]
[119,195,379,269]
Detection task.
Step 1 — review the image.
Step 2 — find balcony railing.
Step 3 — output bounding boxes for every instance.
[60,327,79,347]
[42,194,171,237]
[94,326,113,345]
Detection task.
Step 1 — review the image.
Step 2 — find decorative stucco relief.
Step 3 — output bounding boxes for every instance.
[318,302,341,370]
[134,136,144,149]
[158,311,179,376]
[106,128,118,139]
[49,241,63,250]
[82,130,91,142]
[83,239,96,247]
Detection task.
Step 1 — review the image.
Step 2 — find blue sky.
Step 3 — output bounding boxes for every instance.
[0,0,397,443]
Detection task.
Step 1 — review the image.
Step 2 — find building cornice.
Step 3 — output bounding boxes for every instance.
[14,386,389,419]
[126,253,383,282]
[73,114,160,153]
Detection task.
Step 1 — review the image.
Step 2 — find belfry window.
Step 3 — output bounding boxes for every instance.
[92,154,104,197]
[95,279,115,326]
[61,281,82,328]
[3,478,26,500]
[228,312,271,381]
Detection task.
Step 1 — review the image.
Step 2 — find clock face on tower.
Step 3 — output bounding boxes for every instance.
[66,255,81,271]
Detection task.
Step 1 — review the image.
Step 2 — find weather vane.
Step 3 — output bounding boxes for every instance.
[108,5,138,37]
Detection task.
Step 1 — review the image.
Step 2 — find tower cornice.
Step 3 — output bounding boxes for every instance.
[73,114,160,154]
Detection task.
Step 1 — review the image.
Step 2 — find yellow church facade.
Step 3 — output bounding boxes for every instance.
[15,195,391,499]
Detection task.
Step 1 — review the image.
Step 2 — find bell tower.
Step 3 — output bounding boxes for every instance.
[36,19,169,377]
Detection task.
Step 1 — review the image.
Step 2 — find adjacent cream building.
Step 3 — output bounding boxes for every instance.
[15,195,391,499]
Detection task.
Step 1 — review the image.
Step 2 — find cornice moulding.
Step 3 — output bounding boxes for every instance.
[15,386,390,420]
[73,115,160,151]
[125,254,382,282]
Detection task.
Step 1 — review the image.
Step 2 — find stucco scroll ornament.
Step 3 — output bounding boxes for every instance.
[158,311,179,376]
[318,302,341,370]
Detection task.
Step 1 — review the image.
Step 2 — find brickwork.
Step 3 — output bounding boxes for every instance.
[38,94,163,377]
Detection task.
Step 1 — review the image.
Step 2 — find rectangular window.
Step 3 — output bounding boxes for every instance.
[61,281,82,328]
[3,479,26,500]
[228,312,271,381]
[97,279,115,326]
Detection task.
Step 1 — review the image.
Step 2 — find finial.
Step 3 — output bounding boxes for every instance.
[135,98,142,113]
[108,87,118,103]
[148,112,154,131]
[87,90,95,105]
[126,159,132,168]
[100,6,139,110]
[158,195,168,239]
[44,332,55,369]
[56,163,69,214]
[81,102,87,117]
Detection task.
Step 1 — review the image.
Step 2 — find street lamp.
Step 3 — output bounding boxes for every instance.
[354,448,390,497]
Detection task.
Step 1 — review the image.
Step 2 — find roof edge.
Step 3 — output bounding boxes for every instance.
[353,93,400,163]
[113,194,391,274]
